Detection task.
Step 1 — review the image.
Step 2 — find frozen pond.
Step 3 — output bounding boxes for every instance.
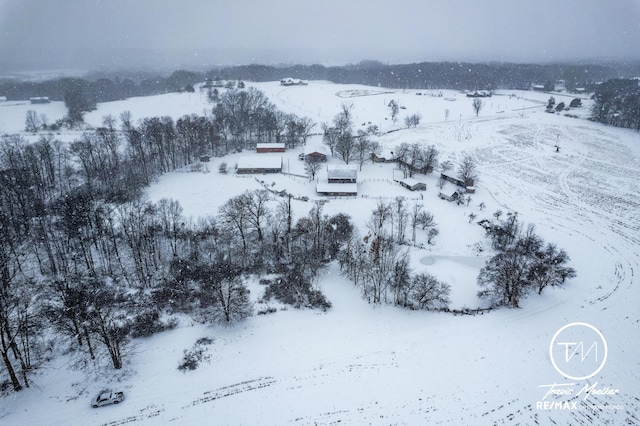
[419,255,490,309]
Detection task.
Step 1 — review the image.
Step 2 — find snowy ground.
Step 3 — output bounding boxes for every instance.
[0,81,638,425]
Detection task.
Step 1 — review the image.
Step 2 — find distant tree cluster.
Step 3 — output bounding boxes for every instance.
[590,78,640,130]
[477,212,576,308]
[212,87,315,152]
[322,102,379,168]
[339,199,448,309]
[394,142,439,177]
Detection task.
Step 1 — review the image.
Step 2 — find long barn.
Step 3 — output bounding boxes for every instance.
[236,157,282,174]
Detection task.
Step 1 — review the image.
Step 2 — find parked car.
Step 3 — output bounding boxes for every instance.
[92,390,124,408]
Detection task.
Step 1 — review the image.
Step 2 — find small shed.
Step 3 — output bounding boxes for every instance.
[303,143,328,162]
[0,96,7,102]
[236,156,282,174]
[327,165,357,183]
[399,177,426,191]
[439,188,463,202]
[256,143,285,153]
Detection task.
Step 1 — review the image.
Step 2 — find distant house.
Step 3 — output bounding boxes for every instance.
[466,91,492,98]
[236,156,282,174]
[327,165,357,183]
[0,96,7,102]
[399,177,426,191]
[280,78,308,86]
[303,143,328,162]
[532,84,545,91]
[256,143,285,153]
[30,97,50,104]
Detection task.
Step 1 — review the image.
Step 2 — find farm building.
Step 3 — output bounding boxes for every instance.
[236,156,282,174]
[316,182,358,196]
[399,177,426,191]
[30,97,50,104]
[327,165,357,183]
[439,188,464,202]
[303,143,328,162]
[256,143,285,153]
[441,173,474,188]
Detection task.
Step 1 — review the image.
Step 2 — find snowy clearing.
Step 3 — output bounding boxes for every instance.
[0,81,638,425]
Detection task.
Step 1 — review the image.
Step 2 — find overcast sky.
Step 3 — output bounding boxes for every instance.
[1,0,639,72]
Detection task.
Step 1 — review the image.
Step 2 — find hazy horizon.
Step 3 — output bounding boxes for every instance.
[1,0,639,75]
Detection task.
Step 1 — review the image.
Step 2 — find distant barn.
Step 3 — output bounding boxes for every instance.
[30,97,50,104]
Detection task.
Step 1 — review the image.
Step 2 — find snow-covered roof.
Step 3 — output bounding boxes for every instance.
[327,164,357,180]
[400,177,424,187]
[237,156,282,170]
[304,143,328,156]
[256,143,285,150]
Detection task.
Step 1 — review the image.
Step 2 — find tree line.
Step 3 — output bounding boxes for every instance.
[2,62,632,105]
[589,78,640,131]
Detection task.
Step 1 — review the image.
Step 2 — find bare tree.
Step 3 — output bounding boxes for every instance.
[421,144,439,174]
[477,250,530,308]
[388,100,399,124]
[321,123,339,156]
[411,273,451,309]
[404,113,422,128]
[354,130,379,171]
[457,155,477,186]
[472,98,483,117]
[25,110,40,132]
[409,203,423,246]
[304,159,322,180]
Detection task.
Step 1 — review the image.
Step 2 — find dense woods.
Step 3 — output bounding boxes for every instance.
[0,86,330,391]
[589,78,640,130]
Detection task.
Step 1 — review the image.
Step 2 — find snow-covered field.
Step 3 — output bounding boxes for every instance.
[1,81,638,425]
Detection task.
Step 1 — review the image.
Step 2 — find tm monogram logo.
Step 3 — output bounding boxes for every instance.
[549,322,608,380]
